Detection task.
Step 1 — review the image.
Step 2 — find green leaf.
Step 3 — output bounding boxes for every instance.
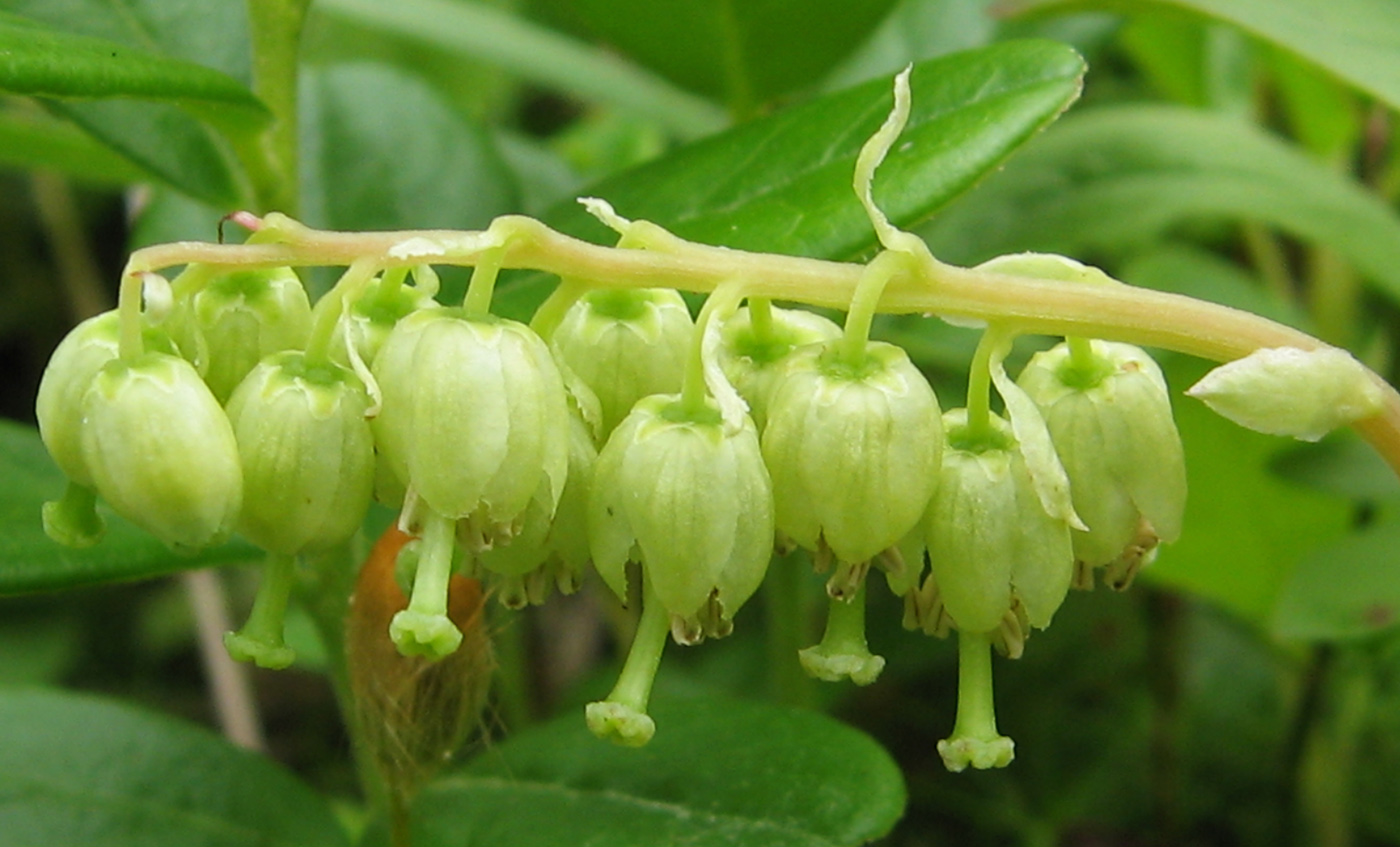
[1271,511,1400,641]
[299,63,520,233]
[0,106,147,185]
[1270,435,1400,503]
[1144,357,1351,624]
[0,688,351,847]
[919,105,1400,305]
[0,419,257,595]
[823,0,998,90]
[1002,0,1400,110]
[408,697,905,847]
[536,0,898,111]
[311,0,726,140]
[497,40,1086,318]
[0,0,256,205]
[0,13,267,120]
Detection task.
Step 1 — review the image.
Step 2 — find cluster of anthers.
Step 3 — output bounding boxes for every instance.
[35,71,1389,771]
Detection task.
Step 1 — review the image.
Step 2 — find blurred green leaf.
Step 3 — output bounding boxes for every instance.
[0,419,256,595]
[1266,44,1361,160]
[537,0,897,111]
[1001,0,1400,110]
[313,0,726,139]
[824,0,998,90]
[920,105,1400,305]
[1145,357,1351,624]
[0,107,147,185]
[0,688,351,846]
[410,697,905,847]
[0,0,255,205]
[1271,435,1400,502]
[1272,512,1400,641]
[1117,12,1255,113]
[0,13,267,121]
[299,63,519,233]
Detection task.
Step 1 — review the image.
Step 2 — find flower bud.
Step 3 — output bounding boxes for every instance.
[36,310,176,488]
[921,410,1073,638]
[225,352,376,555]
[762,341,941,579]
[175,267,312,403]
[371,308,569,534]
[550,288,693,436]
[1186,345,1385,442]
[716,305,841,430]
[589,395,773,640]
[80,352,242,552]
[1018,340,1186,587]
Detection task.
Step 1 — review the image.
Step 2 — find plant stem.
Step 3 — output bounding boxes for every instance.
[840,250,905,367]
[604,575,670,714]
[678,281,745,416]
[964,328,1000,441]
[951,629,999,742]
[119,214,1400,476]
[748,295,774,338]
[528,278,587,342]
[462,246,504,319]
[303,258,378,366]
[246,0,310,213]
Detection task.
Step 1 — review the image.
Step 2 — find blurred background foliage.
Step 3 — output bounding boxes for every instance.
[4,1,1400,845]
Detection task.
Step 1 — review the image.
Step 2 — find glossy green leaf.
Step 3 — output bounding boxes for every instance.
[0,688,350,847]
[0,419,257,595]
[536,0,897,110]
[1002,0,1400,110]
[0,13,267,120]
[1272,512,1400,641]
[409,697,905,847]
[299,63,520,233]
[1144,357,1351,624]
[0,107,147,185]
[919,105,1400,304]
[497,41,1086,318]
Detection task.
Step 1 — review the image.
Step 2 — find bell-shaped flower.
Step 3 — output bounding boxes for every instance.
[585,394,773,746]
[325,266,440,369]
[550,287,693,437]
[36,310,178,546]
[761,340,941,598]
[80,352,243,553]
[917,410,1074,648]
[371,307,569,541]
[225,351,376,556]
[1018,340,1186,589]
[589,394,773,640]
[173,267,312,403]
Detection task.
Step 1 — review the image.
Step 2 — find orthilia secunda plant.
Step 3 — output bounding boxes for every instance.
[38,69,1400,774]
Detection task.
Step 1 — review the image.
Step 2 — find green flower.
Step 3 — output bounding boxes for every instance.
[589,394,774,640]
[80,352,243,553]
[225,352,376,555]
[918,409,1074,646]
[550,287,693,436]
[761,340,941,592]
[1018,340,1186,588]
[174,267,312,403]
[371,307,569,538]
[326,267,440,369]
